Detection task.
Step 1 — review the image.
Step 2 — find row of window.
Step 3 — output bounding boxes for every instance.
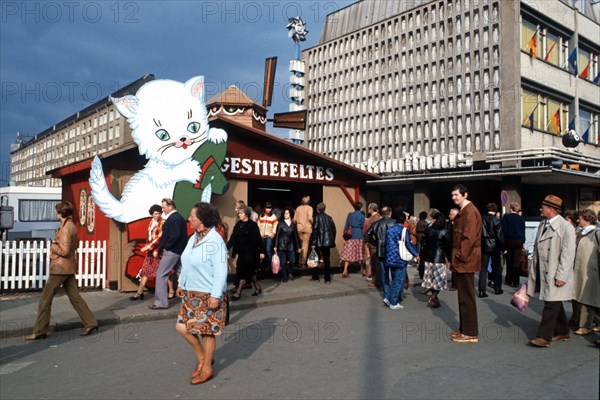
[12,107,122,161]
[311,0,498,64]
[310,44,499,92]
[521,88,599,145]
[308,68,500,112]
[309,129,499,166]
[13,127,121,162]
[310,24,499,79]
[521,17,599,83]
[310,108,500,143]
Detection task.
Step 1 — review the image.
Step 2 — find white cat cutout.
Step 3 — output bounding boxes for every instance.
[89,76,227,223]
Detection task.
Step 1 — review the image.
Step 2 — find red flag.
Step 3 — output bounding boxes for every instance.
[544,36,560,61]
[580,61,591,79]
[552,110,561,136]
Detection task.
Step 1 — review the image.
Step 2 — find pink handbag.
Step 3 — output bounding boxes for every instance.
[510,283,529,311]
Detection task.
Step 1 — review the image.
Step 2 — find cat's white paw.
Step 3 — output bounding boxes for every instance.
[182,159,202,183]
[89,156,105,185]
[208,128,227,144]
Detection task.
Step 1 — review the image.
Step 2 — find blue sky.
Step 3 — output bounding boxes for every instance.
[0,0,354,186]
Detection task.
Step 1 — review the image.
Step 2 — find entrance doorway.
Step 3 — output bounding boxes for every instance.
[248,180,322,216]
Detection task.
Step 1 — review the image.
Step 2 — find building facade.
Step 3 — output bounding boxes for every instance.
[9,75,154,187]
[303,0,600,215]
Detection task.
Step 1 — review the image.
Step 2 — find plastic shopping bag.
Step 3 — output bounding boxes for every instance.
[307,249,320,268]
[271,253,280,274]
[510,282,529,312]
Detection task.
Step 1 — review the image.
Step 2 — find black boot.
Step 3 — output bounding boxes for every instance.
[478,291,489,298]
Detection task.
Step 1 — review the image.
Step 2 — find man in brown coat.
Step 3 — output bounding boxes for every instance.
[449,184,482,343]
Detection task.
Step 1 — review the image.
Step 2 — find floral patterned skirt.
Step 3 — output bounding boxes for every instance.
[177,291,228,336]
[140,254,161,279]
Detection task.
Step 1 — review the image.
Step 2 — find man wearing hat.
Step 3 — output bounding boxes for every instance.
[527,195,576,347]
[258,202,278,274]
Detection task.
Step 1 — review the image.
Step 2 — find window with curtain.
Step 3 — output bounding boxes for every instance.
[578,49,598,81]
[521,18,538,56]
[521,89,540,129]
[579,48,591,78]
[543,31,561,66]
[579,109,599,145]
[18,200,56,222]
[546,99,563,134]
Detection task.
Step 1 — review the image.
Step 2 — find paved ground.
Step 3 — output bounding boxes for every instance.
[0,268,373,339]
[1,267,598,399]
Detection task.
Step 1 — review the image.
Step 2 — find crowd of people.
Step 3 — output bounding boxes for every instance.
[24,188,600,384]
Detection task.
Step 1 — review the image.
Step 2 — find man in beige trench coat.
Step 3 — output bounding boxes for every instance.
[527,195,576,347]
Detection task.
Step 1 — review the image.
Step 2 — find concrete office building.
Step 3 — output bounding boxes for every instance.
[9,75,154,187]
[303,0,600,215]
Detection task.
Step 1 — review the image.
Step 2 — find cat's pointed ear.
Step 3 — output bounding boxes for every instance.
[111,95,139,119]
[184,76,205,101]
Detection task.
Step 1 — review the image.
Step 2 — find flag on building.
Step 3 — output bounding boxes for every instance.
[528,32,538,58]
[594,71,600,84]
[544,36,560,61]
[552,110,561,136]
[568,118,576,132]
[580,60,591,79]
[568,48,578,75]
[581,126,590,144]
[528,109,536,133]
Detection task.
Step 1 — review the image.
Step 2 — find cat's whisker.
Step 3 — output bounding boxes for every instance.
[189,132,207,144]
[159,143,175,155]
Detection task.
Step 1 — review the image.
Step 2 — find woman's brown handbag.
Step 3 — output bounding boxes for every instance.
[519,250,529,277]
[343,227,352,241]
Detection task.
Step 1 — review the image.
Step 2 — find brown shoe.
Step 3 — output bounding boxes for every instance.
[528,337,550,347]
[574,328,591,336]
[25,332,47,340]
[592,325,600,332]
[551,334,570,342]
[451,331,462,339]
[451,333,479,343]
[80,325,99,336]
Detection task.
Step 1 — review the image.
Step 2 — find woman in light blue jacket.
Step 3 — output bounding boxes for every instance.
[176,202,228,385]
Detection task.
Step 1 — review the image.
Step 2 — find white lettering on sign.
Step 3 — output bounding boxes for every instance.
[221,157,335,182]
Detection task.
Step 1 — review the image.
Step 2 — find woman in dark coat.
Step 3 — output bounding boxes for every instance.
[274,208,301,282]
[227,206,265,300]
[421,212,451,308]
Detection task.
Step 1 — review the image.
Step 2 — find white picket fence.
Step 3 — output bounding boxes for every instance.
[0,240,107,291]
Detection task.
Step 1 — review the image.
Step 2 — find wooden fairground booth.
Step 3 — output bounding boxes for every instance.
[49,86,379,291]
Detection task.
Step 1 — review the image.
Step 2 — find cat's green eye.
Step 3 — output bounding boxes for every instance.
[187,122,201,133]
[155,129,170,141]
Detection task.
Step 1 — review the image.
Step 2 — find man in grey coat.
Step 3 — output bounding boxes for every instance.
[527,195,576,347]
